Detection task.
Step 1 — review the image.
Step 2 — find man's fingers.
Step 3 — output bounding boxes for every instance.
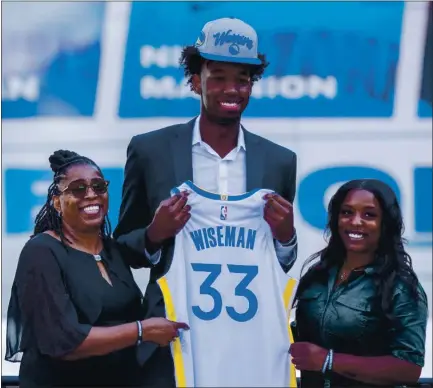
[166,193,182,206]
[263,212,275,225]
[174,207,191,222]
[271,194,292,209]
[264,203,278,217]
[165,191,189,206]
[170,194,189,213]
[266,197,289,215]
[263,214,282,234]
[264,206,284,222]
[265,214,284,225]
[177,214,191,227]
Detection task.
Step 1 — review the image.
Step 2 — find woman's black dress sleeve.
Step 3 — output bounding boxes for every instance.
[6,236,92,361]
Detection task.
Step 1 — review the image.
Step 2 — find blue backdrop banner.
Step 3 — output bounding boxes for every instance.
[1,2,106,119]
[119,1,405,118]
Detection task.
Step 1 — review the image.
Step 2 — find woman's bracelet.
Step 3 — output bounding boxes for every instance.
[323,349,334,388]
[328,349,334,372]
[321,351,331,374]
[136,320,143,346]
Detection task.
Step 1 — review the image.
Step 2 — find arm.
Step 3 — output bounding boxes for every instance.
[113,136,161,268]
[15,242,179,361]
[62,319,173,360]
[332,283,428,385]
[332,354,421,386]
[274,151,298,272]
[62,323,143,360]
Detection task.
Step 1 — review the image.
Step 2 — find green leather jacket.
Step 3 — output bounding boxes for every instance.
[293,264,428,387]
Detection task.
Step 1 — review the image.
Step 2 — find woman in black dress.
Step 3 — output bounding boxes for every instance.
[5,150,188,387]
[291,179,428,387]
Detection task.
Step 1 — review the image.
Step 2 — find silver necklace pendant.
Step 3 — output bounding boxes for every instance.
[94,254,102,262]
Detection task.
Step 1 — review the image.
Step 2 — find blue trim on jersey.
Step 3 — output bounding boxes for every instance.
[184,180,261,201]
[171,187,181,196]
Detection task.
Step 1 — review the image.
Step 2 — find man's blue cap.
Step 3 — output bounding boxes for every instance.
[194,17,261,66]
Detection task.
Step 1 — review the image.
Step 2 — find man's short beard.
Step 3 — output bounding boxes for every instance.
[214,116,240,126]
[203,107,241,127]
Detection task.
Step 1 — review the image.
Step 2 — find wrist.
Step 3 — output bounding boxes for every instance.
[147,223,160,243]
[146,225,163,249]
[278,234,294,245]
[278,228,295,244]
[140,320,151,342]
[279,238,292,246]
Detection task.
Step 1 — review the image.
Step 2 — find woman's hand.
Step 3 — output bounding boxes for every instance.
[141,318,189,347]
[290,341,328,371]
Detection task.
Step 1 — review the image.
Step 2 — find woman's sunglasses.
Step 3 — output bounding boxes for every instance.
[59,178,110,199]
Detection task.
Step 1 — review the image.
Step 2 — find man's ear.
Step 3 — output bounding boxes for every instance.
[191,74,202,95]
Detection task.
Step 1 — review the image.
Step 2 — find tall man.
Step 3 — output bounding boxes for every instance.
[114,17,298,387]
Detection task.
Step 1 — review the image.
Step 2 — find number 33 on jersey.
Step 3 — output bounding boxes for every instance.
[157,181,298,387]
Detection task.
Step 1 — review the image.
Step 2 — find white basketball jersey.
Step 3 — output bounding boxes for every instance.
[157,181,298,388]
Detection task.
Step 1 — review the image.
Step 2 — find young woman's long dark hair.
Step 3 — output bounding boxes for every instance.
[294,179,421,314]
[32,150,112,245]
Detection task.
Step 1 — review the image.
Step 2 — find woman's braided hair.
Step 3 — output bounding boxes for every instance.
[32,150,112,244]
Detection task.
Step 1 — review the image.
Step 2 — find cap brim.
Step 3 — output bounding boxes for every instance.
[199,52,262,66]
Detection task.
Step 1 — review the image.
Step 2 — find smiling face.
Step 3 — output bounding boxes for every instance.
[338,189,382,255]
[193,60,252,123]
[53,164,108,233]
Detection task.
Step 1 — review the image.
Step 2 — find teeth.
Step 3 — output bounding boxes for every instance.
[83,205,100,214]
[348,233,364,240]
[220,102,238,107]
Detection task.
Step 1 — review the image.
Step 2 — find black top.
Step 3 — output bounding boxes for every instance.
[294,264,428,387]
[5,233,146,387]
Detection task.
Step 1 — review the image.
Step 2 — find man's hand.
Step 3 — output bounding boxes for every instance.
[147,191,191,244]
[263,193,294,243]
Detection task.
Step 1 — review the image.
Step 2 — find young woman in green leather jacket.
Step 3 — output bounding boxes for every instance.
[291,179,428,387]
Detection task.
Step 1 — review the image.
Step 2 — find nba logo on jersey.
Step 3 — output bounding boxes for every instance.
[220,205,228,220]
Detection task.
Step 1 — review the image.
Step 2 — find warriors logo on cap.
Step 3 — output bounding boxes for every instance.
[194,17,261,65]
